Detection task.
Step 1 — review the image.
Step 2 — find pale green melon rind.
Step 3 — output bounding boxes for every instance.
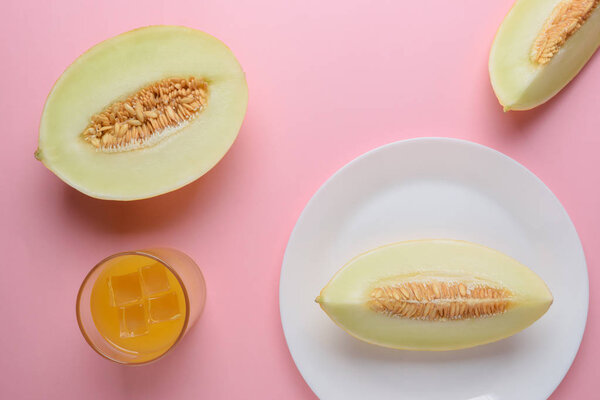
[37,26,248,200]
[489,0,600,111]
[318,239,553,351]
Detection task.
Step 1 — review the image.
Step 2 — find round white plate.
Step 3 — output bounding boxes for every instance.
[280,138,588,400]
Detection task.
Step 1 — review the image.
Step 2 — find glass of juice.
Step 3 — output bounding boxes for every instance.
[76,248,206,364]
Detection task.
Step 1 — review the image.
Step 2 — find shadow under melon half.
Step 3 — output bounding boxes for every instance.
[36,26,248,200]
[316,240,553,351]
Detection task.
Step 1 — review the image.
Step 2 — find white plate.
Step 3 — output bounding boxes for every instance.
[280,138,588,400]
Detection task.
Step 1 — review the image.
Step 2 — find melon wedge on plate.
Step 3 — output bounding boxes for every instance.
[316,240,553,351]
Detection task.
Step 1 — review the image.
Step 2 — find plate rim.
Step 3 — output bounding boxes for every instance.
[279,137,589,400]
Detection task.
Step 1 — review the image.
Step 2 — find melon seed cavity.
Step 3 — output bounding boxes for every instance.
[531,0,599,65]
[368,279,512,321]
[82,77,208,151]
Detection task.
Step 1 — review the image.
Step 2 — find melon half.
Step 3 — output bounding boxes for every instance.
[489,0,600,110]
[36,26,248,200]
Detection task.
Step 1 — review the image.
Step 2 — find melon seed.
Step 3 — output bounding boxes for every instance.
[81,77,208,152]
[368,279,512,321]
[531,0,599,65]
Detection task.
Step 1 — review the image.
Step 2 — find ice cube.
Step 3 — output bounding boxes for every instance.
[120,303,149,338]
[148,292,181,323]
[109,271,143,306]
[141,263,171,295]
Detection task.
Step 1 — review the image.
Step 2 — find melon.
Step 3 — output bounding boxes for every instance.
[316,240,553,351]
[489,0,600,110]
[36,26,248,200]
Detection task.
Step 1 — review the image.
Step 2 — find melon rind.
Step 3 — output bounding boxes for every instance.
[37,26,248,200]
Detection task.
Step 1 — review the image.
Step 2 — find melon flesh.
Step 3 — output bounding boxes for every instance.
[316,240,553,351]
[489,0,600,110]
[36,26,248,200]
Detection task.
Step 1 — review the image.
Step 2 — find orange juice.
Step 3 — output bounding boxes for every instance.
[89,254,186,363]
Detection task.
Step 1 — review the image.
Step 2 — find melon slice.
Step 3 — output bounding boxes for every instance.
[489,0,600,110]
[36,26,248,200]
[316,240,553,351]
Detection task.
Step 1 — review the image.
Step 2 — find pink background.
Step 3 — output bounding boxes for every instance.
[1,0,598,398]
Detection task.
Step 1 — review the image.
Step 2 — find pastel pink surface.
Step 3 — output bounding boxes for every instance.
[0,0,597,398]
